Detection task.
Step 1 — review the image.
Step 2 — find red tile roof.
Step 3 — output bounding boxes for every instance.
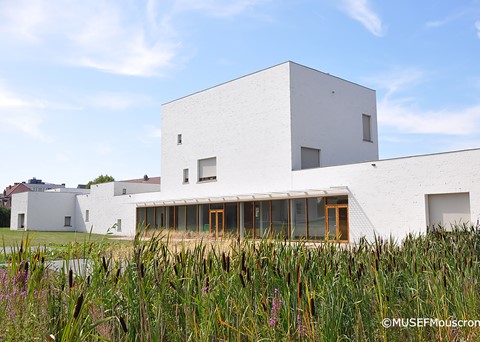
[5,183,31,197]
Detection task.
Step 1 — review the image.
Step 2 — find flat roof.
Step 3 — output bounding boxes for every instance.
[136,187,348,207]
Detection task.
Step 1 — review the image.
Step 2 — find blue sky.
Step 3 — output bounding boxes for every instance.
[1,0,480,190]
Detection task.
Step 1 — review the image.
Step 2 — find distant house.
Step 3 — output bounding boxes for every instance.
[24,177,66,192]
[10,62,480,242]
[2,177,66,208]
[1,183,31,208]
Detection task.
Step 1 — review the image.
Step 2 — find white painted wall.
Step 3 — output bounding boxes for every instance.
[75,192,137,237]
[160,62,293,198]
[74,182,159,236]
[10,192,77,232]
[289,62,378,169]
[291,148,480,242]
[113,182,160,196]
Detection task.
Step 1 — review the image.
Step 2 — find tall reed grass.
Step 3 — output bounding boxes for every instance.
[1,226,479,341]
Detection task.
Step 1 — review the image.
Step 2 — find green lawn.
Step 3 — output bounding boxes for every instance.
[0,227,126,247]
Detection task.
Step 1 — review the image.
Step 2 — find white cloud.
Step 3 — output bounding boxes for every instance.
[425,14,460,29]
[0,81,80,140]
[368,67,425,99]
[0,1,47,43]
[425,9,470,29]
[0,0,267,77]
[0,83,46,139]
[172,0,267,17]
[0,0,177,77]
[475,20,480,38]
[0,112,47,140]
[372,67,480,136]
[340,0,385,37]
[378,99,480,135]
[88,92,151,111]
[0,83,45,109]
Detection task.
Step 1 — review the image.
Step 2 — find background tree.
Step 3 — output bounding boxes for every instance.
[0,206,11,227]
[86,174,115,189]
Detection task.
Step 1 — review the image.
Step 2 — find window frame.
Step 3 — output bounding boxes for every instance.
[362,114,372,142]
[198,157,217,182]
[64,216,72,227]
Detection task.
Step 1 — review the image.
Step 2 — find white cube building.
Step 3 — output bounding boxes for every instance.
[11,62,480,242]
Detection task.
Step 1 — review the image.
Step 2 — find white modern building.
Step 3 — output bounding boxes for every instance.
[10,62,480,242]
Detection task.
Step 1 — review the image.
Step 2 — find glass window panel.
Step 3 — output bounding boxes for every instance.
[271,200,288,238]
[253,202,261,238]
[146,207,155,229]
[243,202,254,237]
[218,211,224,237]
[260,201,271,237]
[210,203,223,210]
[209,211,215,235]
[225,203,238,235]
[167,207,175,229]
[199,204,209,232]
[291,199,307,239]
[327,207,336,240]
[307,198,325,240]
[326,196,348,205]
[137,208,146,228]
[338,207,349,241]
[177,206,186,231]
[363,114,371,141]
[155,207,165,228]
[186,205,197,231]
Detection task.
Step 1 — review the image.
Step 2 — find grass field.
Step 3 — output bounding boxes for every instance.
[0,227,121,246]
[0,227,132,264]
[1,227,480,341]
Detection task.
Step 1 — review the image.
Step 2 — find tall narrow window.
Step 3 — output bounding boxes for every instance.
[177,134,182,144]
[362,114,372,142]
[183,168,189,183]
[116,219,122,232]
[198,157,217,182]
[122,188,127,195]
[301,147,320,169]
[64,216,72,227]
[85,210,90,222]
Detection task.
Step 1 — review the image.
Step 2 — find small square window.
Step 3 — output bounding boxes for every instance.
[183,168,189,183]
[177,134,182,144]
[64,216,72,227]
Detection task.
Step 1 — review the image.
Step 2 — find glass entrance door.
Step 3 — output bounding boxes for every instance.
[209,210,224,239]
[325,205,349,242]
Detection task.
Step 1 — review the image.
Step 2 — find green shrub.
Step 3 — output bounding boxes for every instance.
[0,206,10,227]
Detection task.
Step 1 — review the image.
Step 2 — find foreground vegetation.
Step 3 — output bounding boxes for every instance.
[1,227,480,341]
